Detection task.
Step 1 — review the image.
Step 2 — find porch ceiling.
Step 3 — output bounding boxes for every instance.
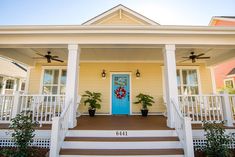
[0,46,234,66]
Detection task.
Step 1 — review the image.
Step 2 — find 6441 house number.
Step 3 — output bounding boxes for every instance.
[116,131,128,136]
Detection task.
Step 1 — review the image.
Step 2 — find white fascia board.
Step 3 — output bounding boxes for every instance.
[0,25,235,35]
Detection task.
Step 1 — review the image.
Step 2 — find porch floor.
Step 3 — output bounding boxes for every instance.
[71,115,173,130]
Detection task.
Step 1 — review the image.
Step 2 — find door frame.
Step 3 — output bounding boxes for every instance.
[110,72,132,115]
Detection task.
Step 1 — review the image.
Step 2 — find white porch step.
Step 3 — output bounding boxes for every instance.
[66,130,177,137]
[59,149,184,157]
[61,137,182,149]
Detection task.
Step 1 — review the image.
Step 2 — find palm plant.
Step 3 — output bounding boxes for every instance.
[134,93,155,110]
[82,91,101,116]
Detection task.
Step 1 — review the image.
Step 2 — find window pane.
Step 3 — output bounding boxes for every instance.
[43,70,53,84]
[61,70,67,85]
[43,86,51,94]
[225,80,234,88]
[182,70,188,85]
[21,82,25,91]
[177,70,180,85]
[190,86,199,95]
[182,86,188,95]
[188,70,198,85]
[53,70,59,84]
[60,86,66,95]
[178,87,182,95]
[52,86,58,94]
[5,80,14,89]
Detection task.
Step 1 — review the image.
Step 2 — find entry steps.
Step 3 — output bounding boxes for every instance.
[59,130,184,157]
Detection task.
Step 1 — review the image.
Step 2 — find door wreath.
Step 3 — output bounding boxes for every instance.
[115,87,126,99]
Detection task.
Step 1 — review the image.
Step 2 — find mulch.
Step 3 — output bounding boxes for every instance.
[195,150,235,157]
[0,147,49,157]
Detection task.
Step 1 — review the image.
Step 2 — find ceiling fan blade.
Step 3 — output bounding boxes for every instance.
[36,53,45,57]
[178,59,190,63]
[196,53,205,57]
[197,57,211,59]
[52,56,59,58]
[51,58,64,62]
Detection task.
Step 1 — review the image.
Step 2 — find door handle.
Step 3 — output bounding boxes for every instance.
[127,92,130,101]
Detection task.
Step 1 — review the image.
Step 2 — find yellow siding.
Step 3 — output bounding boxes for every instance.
[28,64,42,94]
[199,64,213,94]
[28,62,214,114]
[79,63,165,114]
[92,10,150,25]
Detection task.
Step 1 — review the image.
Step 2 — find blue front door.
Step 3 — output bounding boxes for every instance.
[112,74,130,115]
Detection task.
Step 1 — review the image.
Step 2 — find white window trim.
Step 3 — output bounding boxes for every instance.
[176,66,202,95]
[161,66,202,96]
[40,66,67,95]
[224,78,234,89]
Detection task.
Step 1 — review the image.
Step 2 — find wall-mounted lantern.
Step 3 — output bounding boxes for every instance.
[102,69,106,79]
[136,69,140,79]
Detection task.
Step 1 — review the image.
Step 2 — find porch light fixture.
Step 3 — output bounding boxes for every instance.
[136,69,140,78]
[102,70,106,79]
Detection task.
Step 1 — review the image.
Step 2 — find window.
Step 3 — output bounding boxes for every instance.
[224,78,234,88]
[177,68,199,95]
[42,68,67,94]
[5,79,14,89]
[21,82,25,91]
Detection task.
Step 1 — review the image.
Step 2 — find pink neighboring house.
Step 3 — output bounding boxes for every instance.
[210,16,235,90]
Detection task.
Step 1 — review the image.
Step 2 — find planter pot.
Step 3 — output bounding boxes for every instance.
[141,109,148,117]
[88,109,96,117]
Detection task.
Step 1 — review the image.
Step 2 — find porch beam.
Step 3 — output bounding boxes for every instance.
[65,44,80,128]
[163,44,178,128]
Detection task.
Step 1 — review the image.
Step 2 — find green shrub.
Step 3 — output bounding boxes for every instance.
[0,111,38,157]
[203,121,234,157]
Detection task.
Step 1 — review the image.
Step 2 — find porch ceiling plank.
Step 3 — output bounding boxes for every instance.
[0,48,35,66]
[206,49,235,66]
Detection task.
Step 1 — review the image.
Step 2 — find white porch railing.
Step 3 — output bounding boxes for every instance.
[171,99,194,157]
[0,93,66,125]
[0,95,14,123]
[229,94,235,123]
[19,95,65,125]
[178,95,224,123]
[50,95,81,157]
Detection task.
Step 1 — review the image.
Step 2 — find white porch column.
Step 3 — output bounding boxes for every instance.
[163,44,178,128]
[66,44,81,128]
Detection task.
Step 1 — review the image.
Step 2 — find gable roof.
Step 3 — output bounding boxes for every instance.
[227,68,235,76]
[209,16,235,26]
[82,4,159,26]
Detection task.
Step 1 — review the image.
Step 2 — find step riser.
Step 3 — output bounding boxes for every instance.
[60,155,184,157]
[67,130,177,137]
[62,141,182,149]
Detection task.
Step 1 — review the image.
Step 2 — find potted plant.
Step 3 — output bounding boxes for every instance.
[82,91,101,117]
[134,93,155,117]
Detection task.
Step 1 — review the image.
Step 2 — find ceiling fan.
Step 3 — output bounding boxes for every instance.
[180,52,211,63]
[34,51,64,63]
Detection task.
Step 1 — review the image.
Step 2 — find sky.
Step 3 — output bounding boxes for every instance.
[0,0,235,26]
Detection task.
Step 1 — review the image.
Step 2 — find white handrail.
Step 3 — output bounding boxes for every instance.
[171,99,194,157]
[49,99,72,157]
[49,95,82,157]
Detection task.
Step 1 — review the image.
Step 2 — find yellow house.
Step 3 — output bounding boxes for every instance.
[0,4,235,157]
